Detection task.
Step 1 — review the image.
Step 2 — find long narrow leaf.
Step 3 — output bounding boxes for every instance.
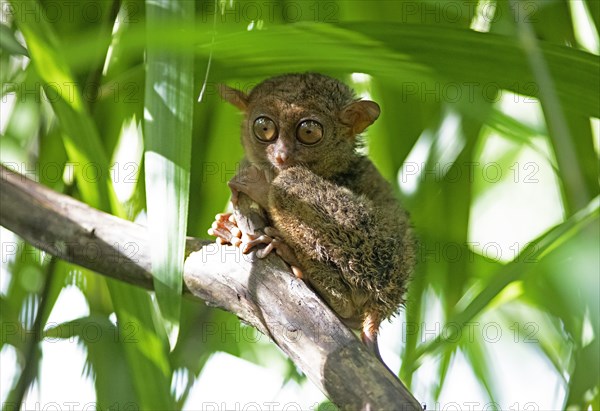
[413,196,599,366]
[144,0,194,332]
[11,2,174,409]
[60,22,599,119]
[510,0,590,213]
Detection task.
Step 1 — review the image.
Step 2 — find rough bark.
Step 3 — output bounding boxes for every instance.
[0,165,422,411]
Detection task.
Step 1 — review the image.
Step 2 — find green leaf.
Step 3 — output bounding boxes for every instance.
[108,280,174,410]
[4,1,598,405]
[413,196,599,365]
[461,335,498,405]
[336,22,599,118]
[9,0,116,213]
[61,21,599,118]
[565,338,600,409]
[509,0,591,213]
[143,0,194,333]
[0,23,28,56]
[11,2,174,409]
[45,315,138,410]
[187,79,245,236]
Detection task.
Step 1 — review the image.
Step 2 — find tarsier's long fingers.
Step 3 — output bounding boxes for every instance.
[257,240,276,258]
[208,213,242,246]
[265,227,301,268]
[264,227,304,278]
[240,229,304,279]
[241,233,273,254]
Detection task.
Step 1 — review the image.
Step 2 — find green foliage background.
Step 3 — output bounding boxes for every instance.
[1,0,598,409]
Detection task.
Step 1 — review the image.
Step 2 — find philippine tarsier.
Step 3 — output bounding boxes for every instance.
[208,72,415,360]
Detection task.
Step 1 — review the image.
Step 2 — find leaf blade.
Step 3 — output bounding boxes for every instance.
[143,0,195,333]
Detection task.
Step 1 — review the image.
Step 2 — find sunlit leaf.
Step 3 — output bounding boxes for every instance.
[143,0,194,340]
[10,2,174,409]
[0,23,28,56]
[2,0,598,407]
[414,197,599,366]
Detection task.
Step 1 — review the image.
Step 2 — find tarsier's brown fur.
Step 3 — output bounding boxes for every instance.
[210,73,415,361]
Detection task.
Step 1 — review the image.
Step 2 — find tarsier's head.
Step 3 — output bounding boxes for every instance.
[220,73,380,177]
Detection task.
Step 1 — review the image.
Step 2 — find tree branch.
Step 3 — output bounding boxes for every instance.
[0,165,422,411]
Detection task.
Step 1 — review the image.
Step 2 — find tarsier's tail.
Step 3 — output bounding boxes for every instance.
[361,312,383,363]
[361,312,397,376]
[362,313,426,410]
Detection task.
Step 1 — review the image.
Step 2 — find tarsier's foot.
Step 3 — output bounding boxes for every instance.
[243,226,304,279]
[207,213,242,247]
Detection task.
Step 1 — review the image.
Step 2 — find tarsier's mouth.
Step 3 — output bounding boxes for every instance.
[271,160,294,170]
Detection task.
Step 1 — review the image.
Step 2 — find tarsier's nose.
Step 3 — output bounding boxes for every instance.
[274,151,288,166]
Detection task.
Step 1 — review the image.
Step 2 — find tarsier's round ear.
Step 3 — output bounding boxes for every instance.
[340,100,381,135]
[218,84,249,111]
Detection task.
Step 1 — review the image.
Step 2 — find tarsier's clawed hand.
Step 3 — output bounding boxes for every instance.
[207,213,242,246]
[208,215,304,279]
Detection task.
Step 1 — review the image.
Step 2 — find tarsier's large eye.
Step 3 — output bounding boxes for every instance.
[296,120,323,145]
[253,117,277,142]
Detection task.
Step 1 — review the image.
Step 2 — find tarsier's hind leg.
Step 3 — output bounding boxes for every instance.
[306,265,359,322]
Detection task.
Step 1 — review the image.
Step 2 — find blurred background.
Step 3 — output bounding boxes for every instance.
[1,0,598,410]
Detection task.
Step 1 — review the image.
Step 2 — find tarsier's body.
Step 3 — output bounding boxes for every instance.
[210,73,415,360]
